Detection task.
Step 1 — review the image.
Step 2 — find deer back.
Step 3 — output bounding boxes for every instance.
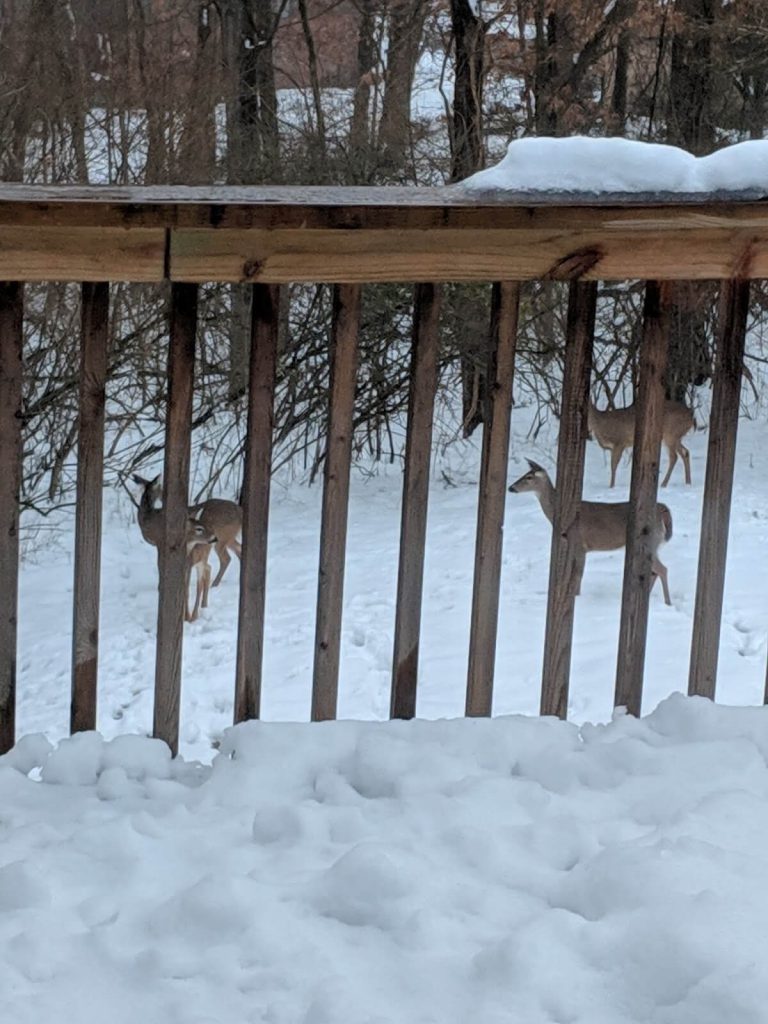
[587,404,637,449]
[193,498,242,544]
[661,400,695,444]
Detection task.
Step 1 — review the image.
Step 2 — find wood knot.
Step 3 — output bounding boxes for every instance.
[544,247,603,281]
[242,259,263,281]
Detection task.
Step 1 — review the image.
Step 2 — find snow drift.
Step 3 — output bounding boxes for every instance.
[3,695,768,1023]
[460,136,768,194]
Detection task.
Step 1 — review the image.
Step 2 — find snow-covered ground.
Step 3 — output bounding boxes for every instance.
[4,697,768,1023]
[7,397,768,1022]
[15,408,768,763]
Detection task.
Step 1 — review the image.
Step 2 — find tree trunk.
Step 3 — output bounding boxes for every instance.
[449,0,487,437]
[349,0,376,182]
[133,0,166,183]
[534,5,560,135]
[254,0,279,176]
[610,29,629,134]
[666,0,718,401]
[668,0,716,154]
[378,0,425,176]
[450,0,485,182]
[178,1,216,183]
[297,0,328,175]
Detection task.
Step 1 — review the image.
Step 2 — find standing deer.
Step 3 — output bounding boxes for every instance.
[132,474,218,622]
[587,400,695,489]
[508,459,673,605]
[188,497,242,587]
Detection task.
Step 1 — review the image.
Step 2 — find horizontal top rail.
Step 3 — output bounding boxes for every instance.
[1,184,767,282]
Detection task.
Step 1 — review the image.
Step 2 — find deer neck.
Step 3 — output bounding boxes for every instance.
[137,489,163,545]
[535,476,557,525]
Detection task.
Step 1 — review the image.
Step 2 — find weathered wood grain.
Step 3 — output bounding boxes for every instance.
[169,225,768,284]
[0,282,23,754]
[311,285,361,722]
[235,284,279,724]
[71,282,109,734]
[0,227,165,281]
[153,284,197,756]
[540,281,598,720]
[614,281,670,717]
[0,182,767,227]
[465,282,519,718]
[0,187,765,281]
[390,284,442,720]
[688,280,750,700]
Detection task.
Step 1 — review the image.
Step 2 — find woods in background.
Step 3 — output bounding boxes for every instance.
[1,0,766,513]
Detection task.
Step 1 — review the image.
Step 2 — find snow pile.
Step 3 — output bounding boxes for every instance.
[460,136,768,193]
[3,696,768,1022]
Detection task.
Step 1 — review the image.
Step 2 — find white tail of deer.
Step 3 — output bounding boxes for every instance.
[587,400,695,488]
[508,459,673,605]
[132,475,219,622]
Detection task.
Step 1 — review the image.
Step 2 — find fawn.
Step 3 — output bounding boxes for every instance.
[508,459,673,605]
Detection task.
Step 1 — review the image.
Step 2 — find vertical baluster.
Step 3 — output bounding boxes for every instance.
[614,280,670,716]
[689,280,749,700]
[0,282,23,754]
[71,282,109,734]
[311,284,361,722]
[153,283,197,755]
[465,282,519,718]
[235,284,279,723]
[540,280,597,719]
[391,283,441,719]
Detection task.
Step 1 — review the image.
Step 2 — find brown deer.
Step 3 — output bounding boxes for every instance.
[132,474,218,622]
[188,497,242,587]
[587,400,695,489]
[508,459,673,605]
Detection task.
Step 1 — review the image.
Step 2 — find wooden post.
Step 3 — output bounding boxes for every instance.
[235,284,279,723]
[70,282,109,734]
[465,282,519,717]
[390,283,442,719]
[0,282,23,755]
[689,280,749,699]
[540,281,597,719]
[311,284,361,722]
[153,283,197,756]
[614,280,670,716]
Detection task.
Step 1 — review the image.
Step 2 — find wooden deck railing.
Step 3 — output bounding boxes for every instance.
[0,184,763,755]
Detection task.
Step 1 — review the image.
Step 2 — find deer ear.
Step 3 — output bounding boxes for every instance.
[132,474,147,486]
[526,459,544,473]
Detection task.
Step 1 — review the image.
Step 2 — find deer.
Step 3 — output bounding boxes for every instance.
[587,399,695,489]
[132,474,218,623]
[508,459,673,605]
[134,474,243,586]
[187,497,242,587]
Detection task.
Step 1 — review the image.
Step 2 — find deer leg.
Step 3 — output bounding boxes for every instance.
[202,563,211,609]
[184,562,193,622]
[679,443,692,485]
[661,444,678,488]
[651,554,671,606]
[231,538,242,560]
[188,563,203,622]
[573,549,586,597]
[211,541,231,587]
[609,446,622,488]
